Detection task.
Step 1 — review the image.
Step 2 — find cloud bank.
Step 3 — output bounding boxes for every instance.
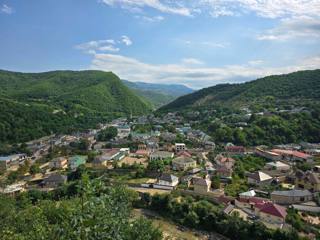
[89,53,320,88]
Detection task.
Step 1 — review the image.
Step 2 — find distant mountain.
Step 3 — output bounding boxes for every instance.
[0,70,151,143]
[160,69,320,111]
[122,80,194,108]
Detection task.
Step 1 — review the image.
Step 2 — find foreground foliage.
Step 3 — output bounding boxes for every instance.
[0,177,162,240]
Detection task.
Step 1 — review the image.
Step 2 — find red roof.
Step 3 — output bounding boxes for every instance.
[259,202,287,219]
[176,151,192,158]
[272,149,312,159]
[135,149,149,156]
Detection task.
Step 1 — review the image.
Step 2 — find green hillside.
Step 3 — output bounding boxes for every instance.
[160,69,320,111]
[0,70,151,143]
[122,80,193,108]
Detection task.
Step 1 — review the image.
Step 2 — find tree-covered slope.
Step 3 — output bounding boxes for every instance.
[0,70,151,143]
[160,69,320,111]
[122,80,193,108]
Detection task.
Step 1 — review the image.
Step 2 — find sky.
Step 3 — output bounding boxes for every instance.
[0,0,320,89]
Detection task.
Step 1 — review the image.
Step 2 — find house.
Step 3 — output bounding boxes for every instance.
[176,151,192,158]
[138,144,147,150]
[146,141,159,152]
[255,148,281,161]
[255,202,287,226]
[161,132,176,142]
[225,145,245,155]
[0,154,28,170]
[265,161,290,171]
[239,190,256,199]
[149,151,174,161]
[0,182,26,196]
[42,174,67,188]
[271,149,314,163]
[271,189,313,204]
[68,155,87,170]
[50,157,68,169]
[193,177,211,194]
[247,171,273,186]
[0,157,11,171]
[134,149,150,157]
[216,165,233,178]
[93,148,128,166]
[215,155,235,170]
[175,143,186,153]
[172,156,196,171]
[204,141,215,150]
[116,125,131,138]
[295,170,320,192]
[235,196,271,211]
[154,173,179,190]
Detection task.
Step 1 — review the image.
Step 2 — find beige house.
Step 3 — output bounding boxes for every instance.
[295,170,320,192]
[50,157,68,169]
[193,177,211,194]
[255,202,287,226]
[172,156,196,171]
[265,161,290,171]
[271,189,313,204]
[247,171,273,186]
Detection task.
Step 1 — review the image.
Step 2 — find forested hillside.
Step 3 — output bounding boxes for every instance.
[122,80,193,108]
[0,70,151,143]
[159,70,320,146]
[161,69,320,111]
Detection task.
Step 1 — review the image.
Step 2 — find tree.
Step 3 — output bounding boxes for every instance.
[29,164,41,175]
[97,127,118,141]
[211,175,221,189]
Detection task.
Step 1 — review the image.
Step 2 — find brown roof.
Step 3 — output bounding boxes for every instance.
[193,177,210,187]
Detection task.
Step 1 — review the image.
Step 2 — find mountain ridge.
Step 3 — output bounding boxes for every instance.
[0,69,151,143]
[160,69,320,111]
[122,79,193,108]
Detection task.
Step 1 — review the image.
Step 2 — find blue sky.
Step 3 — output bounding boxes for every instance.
[0,0,319,88]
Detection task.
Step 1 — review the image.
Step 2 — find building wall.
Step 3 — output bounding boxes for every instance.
[259,212,284,224]
[271,194,313,204]
[194,184,209,194]
[158,179,178,187]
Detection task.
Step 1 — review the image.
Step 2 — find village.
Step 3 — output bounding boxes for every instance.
[1,111,320,238]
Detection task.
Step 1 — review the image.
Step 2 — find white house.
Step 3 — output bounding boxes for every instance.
[175,143,186,153]
[154,173,179,190]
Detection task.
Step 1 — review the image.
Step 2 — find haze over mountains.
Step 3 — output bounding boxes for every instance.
[122,80,193,108]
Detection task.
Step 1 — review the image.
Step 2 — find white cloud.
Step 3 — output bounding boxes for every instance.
[1,4,13,14]
[121,35,133,46]
[258,16,320,41]
[100,0,320,19]
[135,15,164,22]
[89,53,320,88]
[75,36,132,54]
[178,39,228,49]
[99,45,120,52]
[101,0,192,16]
[181,58,204,65]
